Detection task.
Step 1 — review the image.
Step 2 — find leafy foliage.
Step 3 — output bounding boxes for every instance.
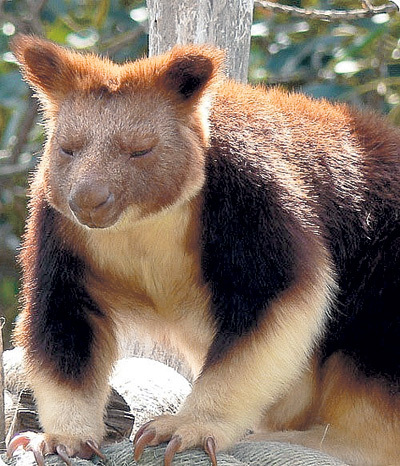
[251,0,400,119]
[0,0,399,346]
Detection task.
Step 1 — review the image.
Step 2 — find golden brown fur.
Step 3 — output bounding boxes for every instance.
[8,35,400,466]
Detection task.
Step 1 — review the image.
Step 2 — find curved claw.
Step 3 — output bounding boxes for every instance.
[7,434,46,466]
[7,435,31,458]
[133,429,156,462]
[164,436,182,466]
[133,420,154,444]
[56,445,72,466]
[86,440,106,460]
[31,448,46,466]
[204,437,217,466]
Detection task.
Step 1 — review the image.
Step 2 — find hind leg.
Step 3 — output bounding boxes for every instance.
[251,353,400,466]
[246,426,371,465]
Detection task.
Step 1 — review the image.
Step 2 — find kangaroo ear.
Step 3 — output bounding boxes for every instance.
[159,45,225,101]
[10,35,76,99]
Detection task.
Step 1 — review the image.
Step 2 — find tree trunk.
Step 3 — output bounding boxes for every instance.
[146,0,254,83]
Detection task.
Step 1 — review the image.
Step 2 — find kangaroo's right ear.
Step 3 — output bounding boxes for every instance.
[10,35,118,104]
[10,35,77,99]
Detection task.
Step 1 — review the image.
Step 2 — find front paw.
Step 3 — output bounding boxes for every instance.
[7,432,105,465]
[133,414,233,466]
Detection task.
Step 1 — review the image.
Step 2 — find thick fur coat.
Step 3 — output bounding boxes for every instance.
[7,35,400,466]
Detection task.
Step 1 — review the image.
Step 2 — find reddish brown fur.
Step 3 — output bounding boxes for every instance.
[10,35,400,465]
[12,35,223,118]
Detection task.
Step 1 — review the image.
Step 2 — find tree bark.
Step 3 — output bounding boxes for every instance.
[146,0,254,83]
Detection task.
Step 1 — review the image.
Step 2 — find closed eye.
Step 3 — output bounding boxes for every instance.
[60,147,74,157]
[130,148,152,158]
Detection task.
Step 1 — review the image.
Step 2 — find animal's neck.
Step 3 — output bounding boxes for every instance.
[84,195,204,301]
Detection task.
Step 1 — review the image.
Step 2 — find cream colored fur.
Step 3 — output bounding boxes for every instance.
[172,245,335,449]
[85,197,215,376]
[27,375,108,447]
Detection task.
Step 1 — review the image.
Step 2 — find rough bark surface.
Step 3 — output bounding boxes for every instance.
[147,0,254,83]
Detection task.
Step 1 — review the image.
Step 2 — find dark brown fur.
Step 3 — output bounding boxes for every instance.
[9,35,400,465]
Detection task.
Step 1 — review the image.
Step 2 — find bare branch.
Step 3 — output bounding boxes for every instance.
[255,0,399,21]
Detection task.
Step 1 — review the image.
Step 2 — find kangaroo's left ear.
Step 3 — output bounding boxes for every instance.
[10,35,80,100]
[10,34,119,106]
[157,45,225,102]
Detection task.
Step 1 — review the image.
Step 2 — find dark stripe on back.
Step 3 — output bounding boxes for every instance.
[323,211,400,384]
[201,136,301,367]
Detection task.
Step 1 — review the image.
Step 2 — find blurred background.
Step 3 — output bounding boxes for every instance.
[1,0,400,348]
